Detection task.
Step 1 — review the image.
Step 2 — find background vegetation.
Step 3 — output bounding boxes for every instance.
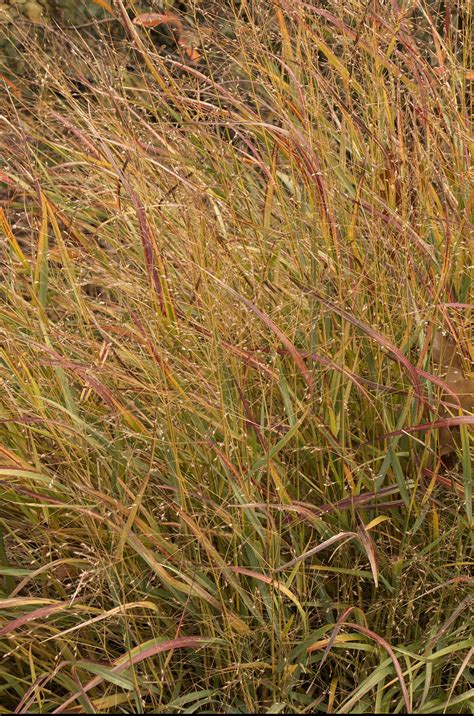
[0,0,472,712]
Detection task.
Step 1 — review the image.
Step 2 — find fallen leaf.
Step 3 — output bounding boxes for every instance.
[133,11,200,63]
[133,12,183,34]
[184,46,201,63]
[431,330,474,454]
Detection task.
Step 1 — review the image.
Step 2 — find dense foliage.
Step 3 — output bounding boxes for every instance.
[0,1,472,712]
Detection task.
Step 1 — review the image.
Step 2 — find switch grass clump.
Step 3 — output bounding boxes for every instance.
[0,1,472,713]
